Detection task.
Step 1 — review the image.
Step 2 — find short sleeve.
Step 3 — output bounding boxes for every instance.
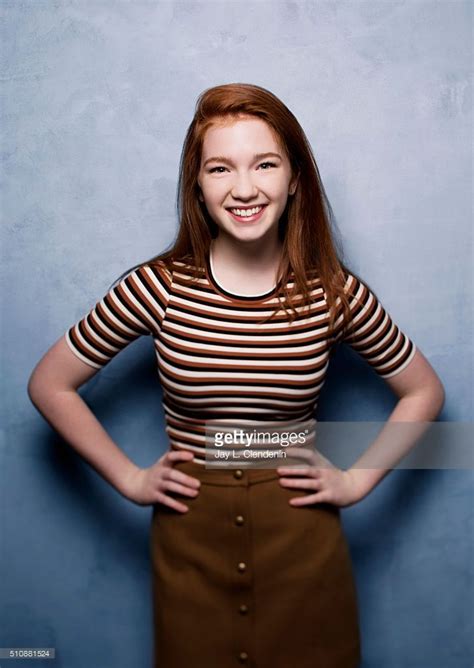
[64,261,173,369]
[334,271,417,379]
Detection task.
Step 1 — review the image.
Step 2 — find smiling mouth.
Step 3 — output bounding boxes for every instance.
[226,204,268,220]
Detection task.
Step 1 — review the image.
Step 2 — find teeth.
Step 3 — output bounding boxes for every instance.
[230,206,263,217]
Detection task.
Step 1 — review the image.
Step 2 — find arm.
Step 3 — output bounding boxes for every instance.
[347,347,445,500]
[28,262,200,511]
[27,335,142,499]
[279,271,446,508]
[278,348,445,508]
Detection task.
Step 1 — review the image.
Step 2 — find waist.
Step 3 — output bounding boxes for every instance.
[172,457,281,486]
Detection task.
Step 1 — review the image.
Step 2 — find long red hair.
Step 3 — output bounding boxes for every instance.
[113,83,370,334]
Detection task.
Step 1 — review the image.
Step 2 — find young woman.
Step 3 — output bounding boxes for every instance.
[28,83,445,668]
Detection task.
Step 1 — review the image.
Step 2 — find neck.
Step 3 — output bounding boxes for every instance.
[210,234,283,272]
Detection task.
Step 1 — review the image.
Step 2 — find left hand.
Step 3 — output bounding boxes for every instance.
[277,447,364,508]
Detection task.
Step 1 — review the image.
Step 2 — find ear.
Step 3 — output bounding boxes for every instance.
[196,178,205,202]
[288,172,300,195]
[289,173,299,196]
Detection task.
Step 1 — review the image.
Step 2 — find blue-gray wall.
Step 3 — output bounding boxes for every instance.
[2,1,472,667]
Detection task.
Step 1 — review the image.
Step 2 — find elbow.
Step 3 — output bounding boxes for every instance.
[27,372,42,408]
[27,369,51,409]
[427,375,445,419]
[403,376,446,421]
[435,380,446,417]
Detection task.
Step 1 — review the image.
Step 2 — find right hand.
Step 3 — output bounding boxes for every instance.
[125,450,201,512]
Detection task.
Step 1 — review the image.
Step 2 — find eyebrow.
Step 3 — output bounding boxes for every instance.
[202,152,282,168]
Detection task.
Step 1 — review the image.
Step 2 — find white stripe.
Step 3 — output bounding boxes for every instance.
[155,345,330,368]
[376,340,416,376]
[116,273,160,333]
[163,320,332,343]
[159,331,330,356]
[166,306,331,331]
[350,312,393,349]
[64,333,103,368]
[160,373,327,396]
[158,358,328,384]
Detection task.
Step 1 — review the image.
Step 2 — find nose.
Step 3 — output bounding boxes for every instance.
[230,171,259,200]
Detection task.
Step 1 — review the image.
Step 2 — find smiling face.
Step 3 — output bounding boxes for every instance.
[197,116,298,248]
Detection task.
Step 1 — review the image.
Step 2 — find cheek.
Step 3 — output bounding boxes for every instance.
[201,179,222,201]
[200,193,223,219]
[264,175,291,195]
[202,195,220,210]
[200,181,225,204]
[268,188,290,210]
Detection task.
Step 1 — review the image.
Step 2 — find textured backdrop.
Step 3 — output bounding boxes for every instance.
[1,1,472,667]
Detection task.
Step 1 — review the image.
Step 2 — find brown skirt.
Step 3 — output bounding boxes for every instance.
[150,460,361,668]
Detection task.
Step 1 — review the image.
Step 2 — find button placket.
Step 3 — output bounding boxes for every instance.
[231,470,254,666]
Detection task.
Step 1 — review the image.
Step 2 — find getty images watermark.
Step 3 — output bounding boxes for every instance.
[204,418,316,468]
[203,418,473,470]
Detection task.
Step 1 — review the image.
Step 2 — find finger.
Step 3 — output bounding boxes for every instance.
[167,448,195,459]
[155,491,191,513]
[167,469,201,489]
[288,491,331,506]
[279,477,320,490]
[167,449,195,462]
[277,466,315,476]
[163,480,200,497]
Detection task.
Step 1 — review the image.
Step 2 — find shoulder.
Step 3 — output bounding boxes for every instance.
[341,269,361,290]
[110,261,174,306]
[130,259,174,289]
[338,270,375,303]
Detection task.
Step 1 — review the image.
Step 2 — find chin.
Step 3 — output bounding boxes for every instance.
[230,231,272,243]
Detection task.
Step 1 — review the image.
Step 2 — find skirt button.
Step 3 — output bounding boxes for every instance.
[234,469,244,479]
[239,604,249,614]
[235,514,245,526]
[238,651,249,662]
[237,561,247,573]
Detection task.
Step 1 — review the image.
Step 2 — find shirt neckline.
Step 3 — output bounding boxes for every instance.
[205,247,281,302]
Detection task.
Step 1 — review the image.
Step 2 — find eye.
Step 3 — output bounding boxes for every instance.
[259,161,277,170]
[208,166,228,174]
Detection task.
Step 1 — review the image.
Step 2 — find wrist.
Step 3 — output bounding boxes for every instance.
[119,463,144,501]
[345,468,373,502]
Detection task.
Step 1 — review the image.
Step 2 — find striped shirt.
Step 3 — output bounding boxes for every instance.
[64,253,417,464]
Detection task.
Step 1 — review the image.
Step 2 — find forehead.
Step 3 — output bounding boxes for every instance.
[201,116,284,154]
